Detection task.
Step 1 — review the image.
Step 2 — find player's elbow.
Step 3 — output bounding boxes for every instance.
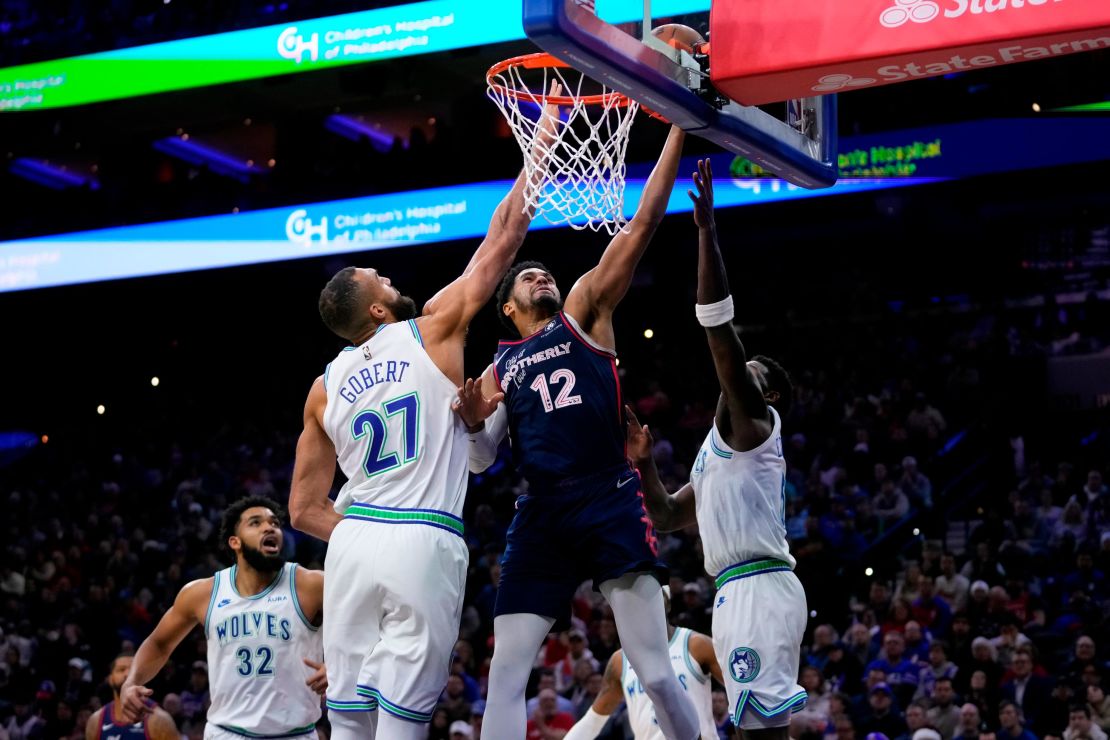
[288,490,311,531]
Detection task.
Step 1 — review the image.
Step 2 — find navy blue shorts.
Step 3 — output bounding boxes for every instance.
[494,464,668,628]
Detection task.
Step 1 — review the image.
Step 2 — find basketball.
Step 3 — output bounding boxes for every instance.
[651,23,705,54]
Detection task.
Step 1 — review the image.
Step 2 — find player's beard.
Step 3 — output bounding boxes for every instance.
[531,292,561,315]
[239,541,285,575]
[387,294,418,321]
[109,675,124,695]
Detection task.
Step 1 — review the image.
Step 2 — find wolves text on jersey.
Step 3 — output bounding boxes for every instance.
[213,611,293,646]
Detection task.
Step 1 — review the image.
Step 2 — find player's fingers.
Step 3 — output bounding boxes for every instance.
[140,687,153,697]
[489,392,505,406]
[303,657,322,669]
[624,404,641,427]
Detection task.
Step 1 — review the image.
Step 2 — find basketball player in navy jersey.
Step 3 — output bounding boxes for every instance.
[86,652,178,740]
[459,124,703,740]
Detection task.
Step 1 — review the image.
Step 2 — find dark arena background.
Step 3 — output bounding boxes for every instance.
[1,1,1108,738]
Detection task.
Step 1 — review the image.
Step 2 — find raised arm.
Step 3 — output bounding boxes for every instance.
[563,651,625,740]
[689,159,771,451]
[563,125,685,348]
[418,85,564,381]
[288,378,342,542]
[119,579,209,722]
[625,406,696,532]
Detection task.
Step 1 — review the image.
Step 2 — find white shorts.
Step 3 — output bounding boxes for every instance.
[711,563,808,730]
[204,724,317,740]
[323,514,468,724]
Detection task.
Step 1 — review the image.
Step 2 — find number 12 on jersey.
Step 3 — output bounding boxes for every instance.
[529,370,582,412]
[350,392,421,477]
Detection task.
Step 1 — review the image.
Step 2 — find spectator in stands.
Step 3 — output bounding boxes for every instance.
[809,625,841,671]
[918,641,959,701]
[1061,704,1108,740]
[900,457,934,510]
[589,618,619,664]
[1052,502,1090,550]
[870,631,922,706]
[527,688,574,740]
[554,630,598,693]
[440,674,472,721]
[990,615,1032,670]
[929,677,962,739]
[875,480,911,529]
[966,670,1000,722]
[936,554,970,614]
[913,577,952,636]
[906,393,947,444]
[1001,648,1053,733]
[825,640,865,696]
[962,543,1006,587]
[904,621,931,664]
[998,702,1037,740]
[967,639,1003,691]
[526,670,575,717]
[179,661,209,722]
[1087,684,1110,733]
[953,703,985,740]
[859,683,908,738]
[896,701,931,740]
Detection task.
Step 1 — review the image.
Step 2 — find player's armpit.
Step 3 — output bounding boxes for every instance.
[120,578,211,722]
[288,378,342,542]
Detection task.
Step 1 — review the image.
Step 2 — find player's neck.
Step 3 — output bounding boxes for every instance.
[352,320,388,346]
[234,562,282,596]
[518,311,556,338]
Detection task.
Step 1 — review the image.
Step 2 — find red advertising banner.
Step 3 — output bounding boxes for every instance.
[710,0,1110,105]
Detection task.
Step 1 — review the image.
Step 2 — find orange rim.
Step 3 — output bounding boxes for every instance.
[486,52,635,108]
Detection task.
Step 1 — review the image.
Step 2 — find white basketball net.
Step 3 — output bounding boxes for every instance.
[487,60,639,235]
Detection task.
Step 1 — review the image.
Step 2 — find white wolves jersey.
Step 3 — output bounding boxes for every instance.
[323,320,469,522]
[689,407,796,581]
[622,628,717,740]
[204,563,322,737]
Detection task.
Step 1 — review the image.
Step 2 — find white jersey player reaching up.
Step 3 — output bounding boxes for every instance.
[119,496,327,740]
[629,159,807,740]
[564,586,722,740]
[287,86,563,740]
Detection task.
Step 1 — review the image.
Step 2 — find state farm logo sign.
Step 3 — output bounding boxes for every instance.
[880,0,1062,29]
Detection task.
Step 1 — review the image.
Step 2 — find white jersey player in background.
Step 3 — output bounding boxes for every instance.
[630,159,807,740]
[564,586,722,740]
[119,496,327,739]
[287,87,563,740]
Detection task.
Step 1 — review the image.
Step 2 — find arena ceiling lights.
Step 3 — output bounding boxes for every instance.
[0,0,709,112]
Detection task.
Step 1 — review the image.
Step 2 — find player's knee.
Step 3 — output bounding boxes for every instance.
[638,670,682,699]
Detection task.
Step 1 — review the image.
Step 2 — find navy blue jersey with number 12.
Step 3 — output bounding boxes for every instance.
[493,312,625,483]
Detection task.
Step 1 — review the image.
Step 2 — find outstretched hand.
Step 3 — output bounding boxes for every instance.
[688,158,715,229]
[119,683,154,723]
[453,378,504,431]
[536,79,564,144]
[625,405,655,467]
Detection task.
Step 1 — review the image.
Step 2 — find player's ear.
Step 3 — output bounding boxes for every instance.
[502,301,515,321]
[228,535,242,554]
[765,390,781,404]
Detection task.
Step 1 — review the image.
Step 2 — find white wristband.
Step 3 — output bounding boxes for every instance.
[564,707,610,740]
[695,295,734,327]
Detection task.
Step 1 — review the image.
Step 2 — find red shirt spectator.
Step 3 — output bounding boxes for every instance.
[527,689,574,740]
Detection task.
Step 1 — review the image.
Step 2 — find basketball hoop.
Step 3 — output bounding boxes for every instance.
[487,52,640,235]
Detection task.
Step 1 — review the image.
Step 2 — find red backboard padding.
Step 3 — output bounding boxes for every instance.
[710,0,1110,105]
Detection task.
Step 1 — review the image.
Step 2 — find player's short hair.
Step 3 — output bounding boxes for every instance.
[752,354,793,417]
[319,266,364,341]
[109,650,135,673]
[219,496,285,558]
[496,260,550,333]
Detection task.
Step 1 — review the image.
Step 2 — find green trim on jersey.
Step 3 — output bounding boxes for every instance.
[343,503,464,536]
[204,570,221,638]
[289,565,319,632]
[714,558,793,590]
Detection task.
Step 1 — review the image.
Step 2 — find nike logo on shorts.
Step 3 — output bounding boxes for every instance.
[617,476,637,488]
